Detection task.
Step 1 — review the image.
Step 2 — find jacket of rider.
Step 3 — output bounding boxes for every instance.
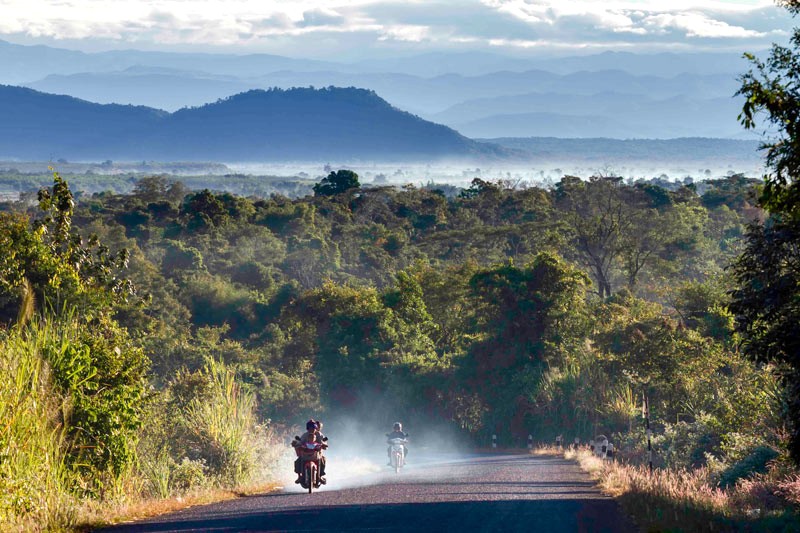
[386,430,408,441]
[298,429,326,444]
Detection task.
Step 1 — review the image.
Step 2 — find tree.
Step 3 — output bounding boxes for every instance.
[463,253,589,436]
[733,0,800,462]
[553,176,630,299]
[181,189,230,231]
[312,169,360,196]
[132,175,170,203]
[0,171,134,323]
[738,1,800,219]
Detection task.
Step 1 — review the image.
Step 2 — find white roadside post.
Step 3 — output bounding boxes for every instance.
[492,434,497,449]
[527,434,533,450]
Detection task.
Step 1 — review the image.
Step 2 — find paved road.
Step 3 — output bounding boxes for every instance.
[97,453,638,532]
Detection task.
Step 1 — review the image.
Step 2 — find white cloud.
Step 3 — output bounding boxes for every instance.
[642,12,765,38]
[378,24,431,42]
[0,0,792,55]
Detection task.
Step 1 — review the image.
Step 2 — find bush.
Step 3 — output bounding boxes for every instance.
[719,446,780,489]
[183,358,258,487]
[662,416,720,468]
[171,458,207,494]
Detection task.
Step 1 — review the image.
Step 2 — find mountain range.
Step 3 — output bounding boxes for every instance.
[0,39,760,140]
[0,85,509,162]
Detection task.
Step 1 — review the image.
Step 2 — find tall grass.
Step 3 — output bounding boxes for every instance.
[185,358,260,487]
[0,322,76,531]
[0,319,287,531]
[565,447,800,531]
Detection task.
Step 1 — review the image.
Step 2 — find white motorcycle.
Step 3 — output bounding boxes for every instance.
[387,437,408,473]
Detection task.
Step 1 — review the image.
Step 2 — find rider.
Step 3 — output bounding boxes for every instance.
[292,419,328,484]
[386,421,409,466]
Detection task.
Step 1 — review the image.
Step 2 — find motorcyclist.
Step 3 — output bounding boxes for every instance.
[386,421,409,466]
[292,419,327,484]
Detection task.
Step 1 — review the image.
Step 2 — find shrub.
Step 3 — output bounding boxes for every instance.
[184,358,258,487]
[662,416,720,468]
[171,458,207,494]
[720,446,780,489]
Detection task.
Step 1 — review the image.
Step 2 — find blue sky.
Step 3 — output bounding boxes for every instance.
[0,0,794,58]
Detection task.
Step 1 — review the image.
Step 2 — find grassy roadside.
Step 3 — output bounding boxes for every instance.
[536,446,800,532]
[73,481,284,532]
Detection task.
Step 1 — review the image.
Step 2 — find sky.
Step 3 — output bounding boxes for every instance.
[0,0,795,59]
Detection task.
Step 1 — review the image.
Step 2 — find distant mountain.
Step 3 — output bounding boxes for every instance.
[353,50,754,77]
[352,51,544,77]
[0,85,509,161]
[27,67,255,111]
[0,39,343,85]
[482,137,763,166]
[23,66,741,117]
[0,39,756,140]
[526,51,755,77]
[436,93,743,139]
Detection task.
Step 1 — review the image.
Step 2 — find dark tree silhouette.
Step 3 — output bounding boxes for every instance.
[313,169,360,196]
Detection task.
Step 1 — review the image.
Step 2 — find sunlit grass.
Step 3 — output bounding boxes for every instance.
[557,447,800,531]
[0,321,77,531]
[76,481,283,531]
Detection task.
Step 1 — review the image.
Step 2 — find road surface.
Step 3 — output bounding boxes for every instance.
[96,453,638,532]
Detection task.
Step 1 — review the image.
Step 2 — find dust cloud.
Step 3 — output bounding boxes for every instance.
[278,388,474,492]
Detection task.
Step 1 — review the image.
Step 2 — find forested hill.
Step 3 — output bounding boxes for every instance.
[0,84,510,161]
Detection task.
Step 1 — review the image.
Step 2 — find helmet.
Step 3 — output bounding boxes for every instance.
[393,422,402,431]
[306,419,318,431]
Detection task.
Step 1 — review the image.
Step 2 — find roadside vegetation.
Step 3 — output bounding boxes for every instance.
[558,446,800,532]
[0,163,789,531]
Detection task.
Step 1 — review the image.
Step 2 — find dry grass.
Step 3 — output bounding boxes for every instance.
[546,447,800,532]
[75,481,283,531]
[531,445,564,456]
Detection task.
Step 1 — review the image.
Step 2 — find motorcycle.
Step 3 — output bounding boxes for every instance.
[387,437,407,473]
[293,437,327,493]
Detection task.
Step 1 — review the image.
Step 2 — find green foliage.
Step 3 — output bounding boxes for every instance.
[0,170,135,325]
[0,323,75,530]
[732,17,800,461]
[461,254,589,436]
[34,312,150,491]
[731,217,800,460]
[184,358,258,486]
[739,25,800,219]
[1,158,782,526]
[719,446,780,489]
[137,359,280,496]
[313,169,360,196]
[661,415,720,468]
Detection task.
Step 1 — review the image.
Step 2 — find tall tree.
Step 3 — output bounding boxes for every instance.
[733,0,800,462]
[313,169,360,197]
[554,176,630,299]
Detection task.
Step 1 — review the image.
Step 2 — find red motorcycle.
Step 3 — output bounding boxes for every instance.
[293,439,327,493]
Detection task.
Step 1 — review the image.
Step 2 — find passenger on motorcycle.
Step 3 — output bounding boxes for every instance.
[292,419,327,484]
[386,422,408,466]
